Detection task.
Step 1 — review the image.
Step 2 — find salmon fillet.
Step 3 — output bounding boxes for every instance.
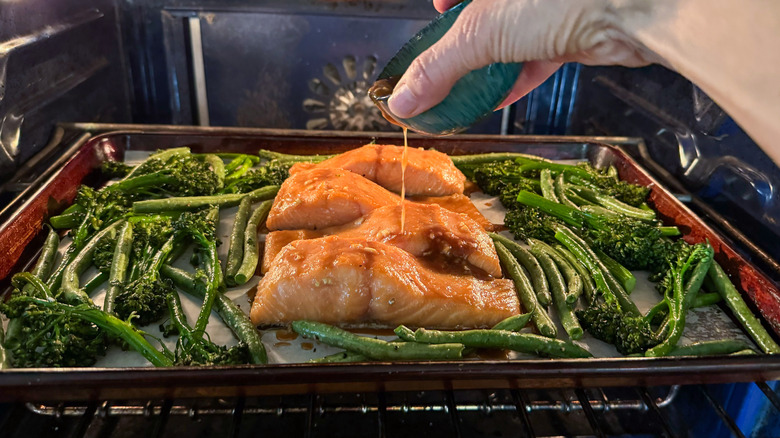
[261,203,501,277]
[411,193,498,231]
[289,144,466,196]
[250,236,520,328]
[266,167,399,231]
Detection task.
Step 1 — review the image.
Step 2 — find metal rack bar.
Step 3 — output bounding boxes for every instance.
[698,385,746,438]
[509,389,536,438]
[149,399,172,438]
[637,387,678,438]
[575,388,605,438]
[444,390,462,438]
[230,396,245,438]
[755,381,780,412]
[68,402,96,438]
[305,393,317,438]
[377,391,387,438]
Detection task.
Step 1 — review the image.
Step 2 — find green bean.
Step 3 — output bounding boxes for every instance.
[291,320,464,361]
[554,227,640,316]
[692,292,722,308]
[668,339,756,357]
[0,324,8,369]
[203,154,226,190]
[530,250,583,340]
[594,248,636,293]
[489,233,550,306]
[568,186,656,221]
[83,272,109,295]
[394,326,592,359]
[308,351,369,363]
[49,212,82,229]
[528,239,583,304]
[104,221,133,315]
[192,207,221,340]
[257,150,333,163]
[539,169,559,203]
[31,226,60,282]
[494,241,557,338]
[708,261,780,354]
[60,221,123,305]
[554,173,578,208]
[160,264,268,364]
[234,200,274,285]
[491,312,534,332]
[225,196,252,284]
[553,244,596,305]
[731,349,759,356]
[448,152,543,167]
[132,185,279,213]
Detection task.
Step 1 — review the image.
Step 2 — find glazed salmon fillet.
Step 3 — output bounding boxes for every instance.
[411,193,498,231]
[267,168,494,232]
[266,167,399,231]
[289,144,466,196]
[250,236,520,328]
[261,203,501,277]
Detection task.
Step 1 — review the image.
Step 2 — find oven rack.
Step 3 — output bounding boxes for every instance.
[1,383,777,437]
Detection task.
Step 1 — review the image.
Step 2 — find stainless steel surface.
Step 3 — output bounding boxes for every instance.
[187,16,210,126]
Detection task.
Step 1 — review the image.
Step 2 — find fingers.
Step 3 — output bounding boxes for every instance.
[497,60,563,109]
[388,3,496,118]
[433,0,462,13]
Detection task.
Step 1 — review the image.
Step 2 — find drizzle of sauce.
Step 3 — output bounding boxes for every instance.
[275,329,299,341]
[300,342,315,351]
[274,342,292,348]
[400,127,408,233]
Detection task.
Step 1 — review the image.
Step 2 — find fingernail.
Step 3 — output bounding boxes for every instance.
[388,83,419,118]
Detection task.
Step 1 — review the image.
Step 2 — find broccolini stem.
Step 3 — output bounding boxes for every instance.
[203,154,226,191]
[489,233,551,307]
[515,191,584,228]
[224,157,254,184]
[132,185,279,213]
[394,326,592,359]
[594,248,636,293]
[494,241,557,338]
[568,186,656,221]
[291,321,465,361]
[104,172,178,193]
[104,221,133,315]
[31,226,60,282]
[708,261,780,354]
[83,272,108,295]
[234,200,274,285]
[660,227,681,237]
[225,196,252,284]
[692,292,722,308]
[491,313,534,332]
[49,212,82,229]
[161,264,267,364]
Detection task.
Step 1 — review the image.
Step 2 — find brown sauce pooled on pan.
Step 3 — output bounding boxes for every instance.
[300,342,315,351]
[274,342,292,348]
[275,329,299,341]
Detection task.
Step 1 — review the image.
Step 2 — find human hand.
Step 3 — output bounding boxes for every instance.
[388,0,661,119]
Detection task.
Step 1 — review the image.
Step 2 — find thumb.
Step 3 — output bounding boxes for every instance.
[388,3,498,119]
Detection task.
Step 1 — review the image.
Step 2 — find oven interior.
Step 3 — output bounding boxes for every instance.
[1,1,779,436]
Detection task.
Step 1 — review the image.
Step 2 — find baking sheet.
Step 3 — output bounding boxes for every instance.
[14,151,745,367]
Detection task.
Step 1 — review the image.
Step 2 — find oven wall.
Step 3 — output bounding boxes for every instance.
[0,0,131,175]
